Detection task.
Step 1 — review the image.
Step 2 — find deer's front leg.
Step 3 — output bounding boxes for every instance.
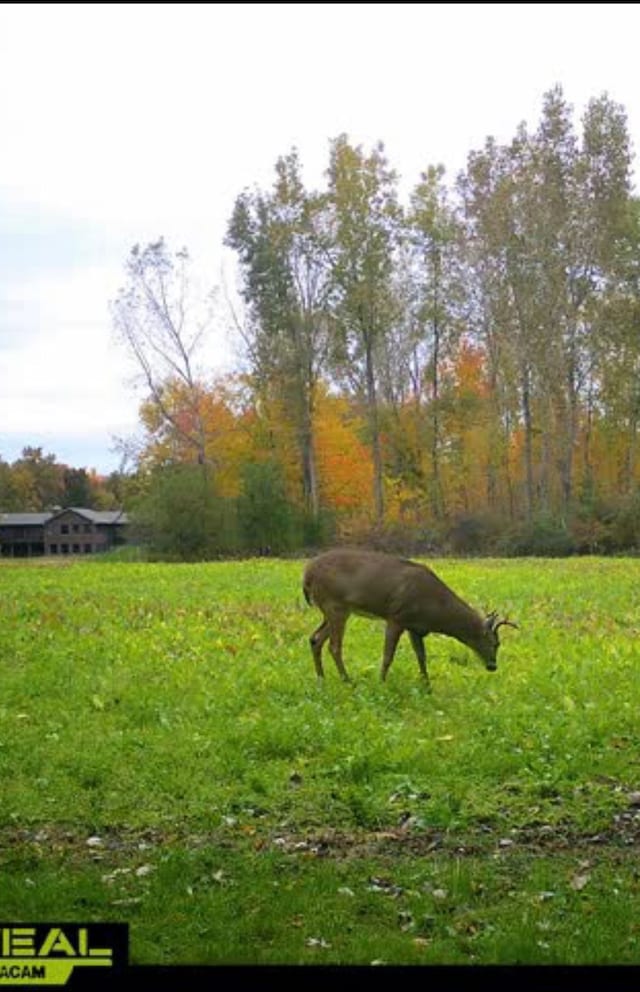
[380,621,403,681]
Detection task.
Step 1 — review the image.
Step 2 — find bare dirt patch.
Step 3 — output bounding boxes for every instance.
[2,801,639,867]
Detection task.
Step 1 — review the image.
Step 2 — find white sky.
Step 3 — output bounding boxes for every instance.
[1,2,639,474]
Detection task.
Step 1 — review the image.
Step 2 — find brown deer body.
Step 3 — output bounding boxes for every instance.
[303,548,517,685]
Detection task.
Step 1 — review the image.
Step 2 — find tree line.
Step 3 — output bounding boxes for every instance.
[0,447,123,512]
[110,86,640,557]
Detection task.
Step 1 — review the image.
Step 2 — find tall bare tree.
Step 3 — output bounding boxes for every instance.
[111,239,214,473]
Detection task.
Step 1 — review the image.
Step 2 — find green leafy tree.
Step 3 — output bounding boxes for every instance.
[459,135,530,517]
[326,134,401,524]
[237,460,295,553]
[0,458,19,510]
[131,465,236,560]
[10,447,63,510]
[62,467,93,507]
[226,150,332,518]
[407,164,462,517]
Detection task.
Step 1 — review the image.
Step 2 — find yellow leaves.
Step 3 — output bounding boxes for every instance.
[126,349,640,535]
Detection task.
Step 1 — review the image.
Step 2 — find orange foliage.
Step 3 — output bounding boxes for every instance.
[446,338,490,399]
[139,377,252,498]
[132,352,640,532]
[314,392,374,516]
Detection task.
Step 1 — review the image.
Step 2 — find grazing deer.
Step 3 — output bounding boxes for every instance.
[303,548,517,686]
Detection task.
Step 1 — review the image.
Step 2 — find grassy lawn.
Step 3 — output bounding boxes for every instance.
[1,555,640,965]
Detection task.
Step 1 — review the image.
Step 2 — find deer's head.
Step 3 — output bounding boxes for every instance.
[475,611,519,671]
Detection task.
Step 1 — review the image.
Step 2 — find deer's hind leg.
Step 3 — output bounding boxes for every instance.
[409,630,431,689]
[327,610,352,682]
[310,619,330,678]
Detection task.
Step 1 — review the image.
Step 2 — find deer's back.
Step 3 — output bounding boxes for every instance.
[303,548,448,627]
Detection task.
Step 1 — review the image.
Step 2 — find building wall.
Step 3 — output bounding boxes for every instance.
[44,510,108,555]
[1,511,126,557]
[0,526,45,557]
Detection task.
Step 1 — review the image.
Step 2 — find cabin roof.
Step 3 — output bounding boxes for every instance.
[48,508,128,525]
[0,512,51,526]
[0,509,128,526]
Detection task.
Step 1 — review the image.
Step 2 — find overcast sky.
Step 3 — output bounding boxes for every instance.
[1,2,639,474]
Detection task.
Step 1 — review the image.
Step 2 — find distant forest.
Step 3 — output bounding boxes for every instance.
[0,447,124,512]
[5,87,640,558]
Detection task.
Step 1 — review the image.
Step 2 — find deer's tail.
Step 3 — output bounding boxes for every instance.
[302,578,313,606]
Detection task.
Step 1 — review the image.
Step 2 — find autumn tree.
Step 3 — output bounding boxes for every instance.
[313,387,374,523]
[135,375,251,499]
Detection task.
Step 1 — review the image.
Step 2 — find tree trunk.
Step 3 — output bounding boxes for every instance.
[431,324,443,519]
[365,337,384,525]
[505,422,516,519]
[560,401,577,512]
[624,416,638,493]
[486,362,500,511]
[582,380,594,500]
[300,390,319,519]
[559,345,579,512]
[540,400,552,515]
[430,251,444,519]
[521,366,534,520]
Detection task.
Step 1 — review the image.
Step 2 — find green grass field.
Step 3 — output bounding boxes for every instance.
[1,555,640,965]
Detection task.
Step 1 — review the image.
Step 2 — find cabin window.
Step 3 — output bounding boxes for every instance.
[84,524,91,533]
[72,524,79,533]
[50,544,58,554]
[84,544,92,553]
[72,543,80,553]
[61,524,69,534]
[61,543,69,554]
